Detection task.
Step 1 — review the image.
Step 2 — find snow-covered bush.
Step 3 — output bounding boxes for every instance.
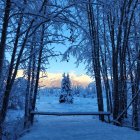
[59,73,73,104]
[8,77,27,110]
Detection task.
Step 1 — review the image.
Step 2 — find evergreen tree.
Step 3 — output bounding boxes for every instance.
[59,73,73,104]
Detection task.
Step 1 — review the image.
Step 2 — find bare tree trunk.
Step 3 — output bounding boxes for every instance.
[102,10,112,112]
[107,11,119,120]
[108,0,127,122]
[119,0,138,120]
[0,0,11,87]
[28,42,36,123]
[127,40,136,127]
[31,24,45,124]
[87,0,104,121]
[0,21,33,139]
[133,14,140,129]
[24,45,34,128]
[0,13,22,140]
[100,46,112,112]
[137,52,140,130]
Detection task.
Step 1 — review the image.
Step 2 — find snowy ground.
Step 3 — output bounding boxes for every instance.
[19,94,140,140]
[36,95,102,112]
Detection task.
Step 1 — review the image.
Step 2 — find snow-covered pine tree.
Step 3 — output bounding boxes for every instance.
[59,73,73,104]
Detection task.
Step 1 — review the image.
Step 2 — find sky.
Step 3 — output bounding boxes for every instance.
[46,38,87,75]
[41,52,93,87]
[47,56,86,74]
[44,43,94,87]
[41,31,93,87]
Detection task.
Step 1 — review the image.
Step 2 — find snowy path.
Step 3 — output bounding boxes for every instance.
[19,116,140,140]
[19,95,140,140]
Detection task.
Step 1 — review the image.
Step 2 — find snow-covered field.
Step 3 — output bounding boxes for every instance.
[36,95,102,112]
[19,93,140,140]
